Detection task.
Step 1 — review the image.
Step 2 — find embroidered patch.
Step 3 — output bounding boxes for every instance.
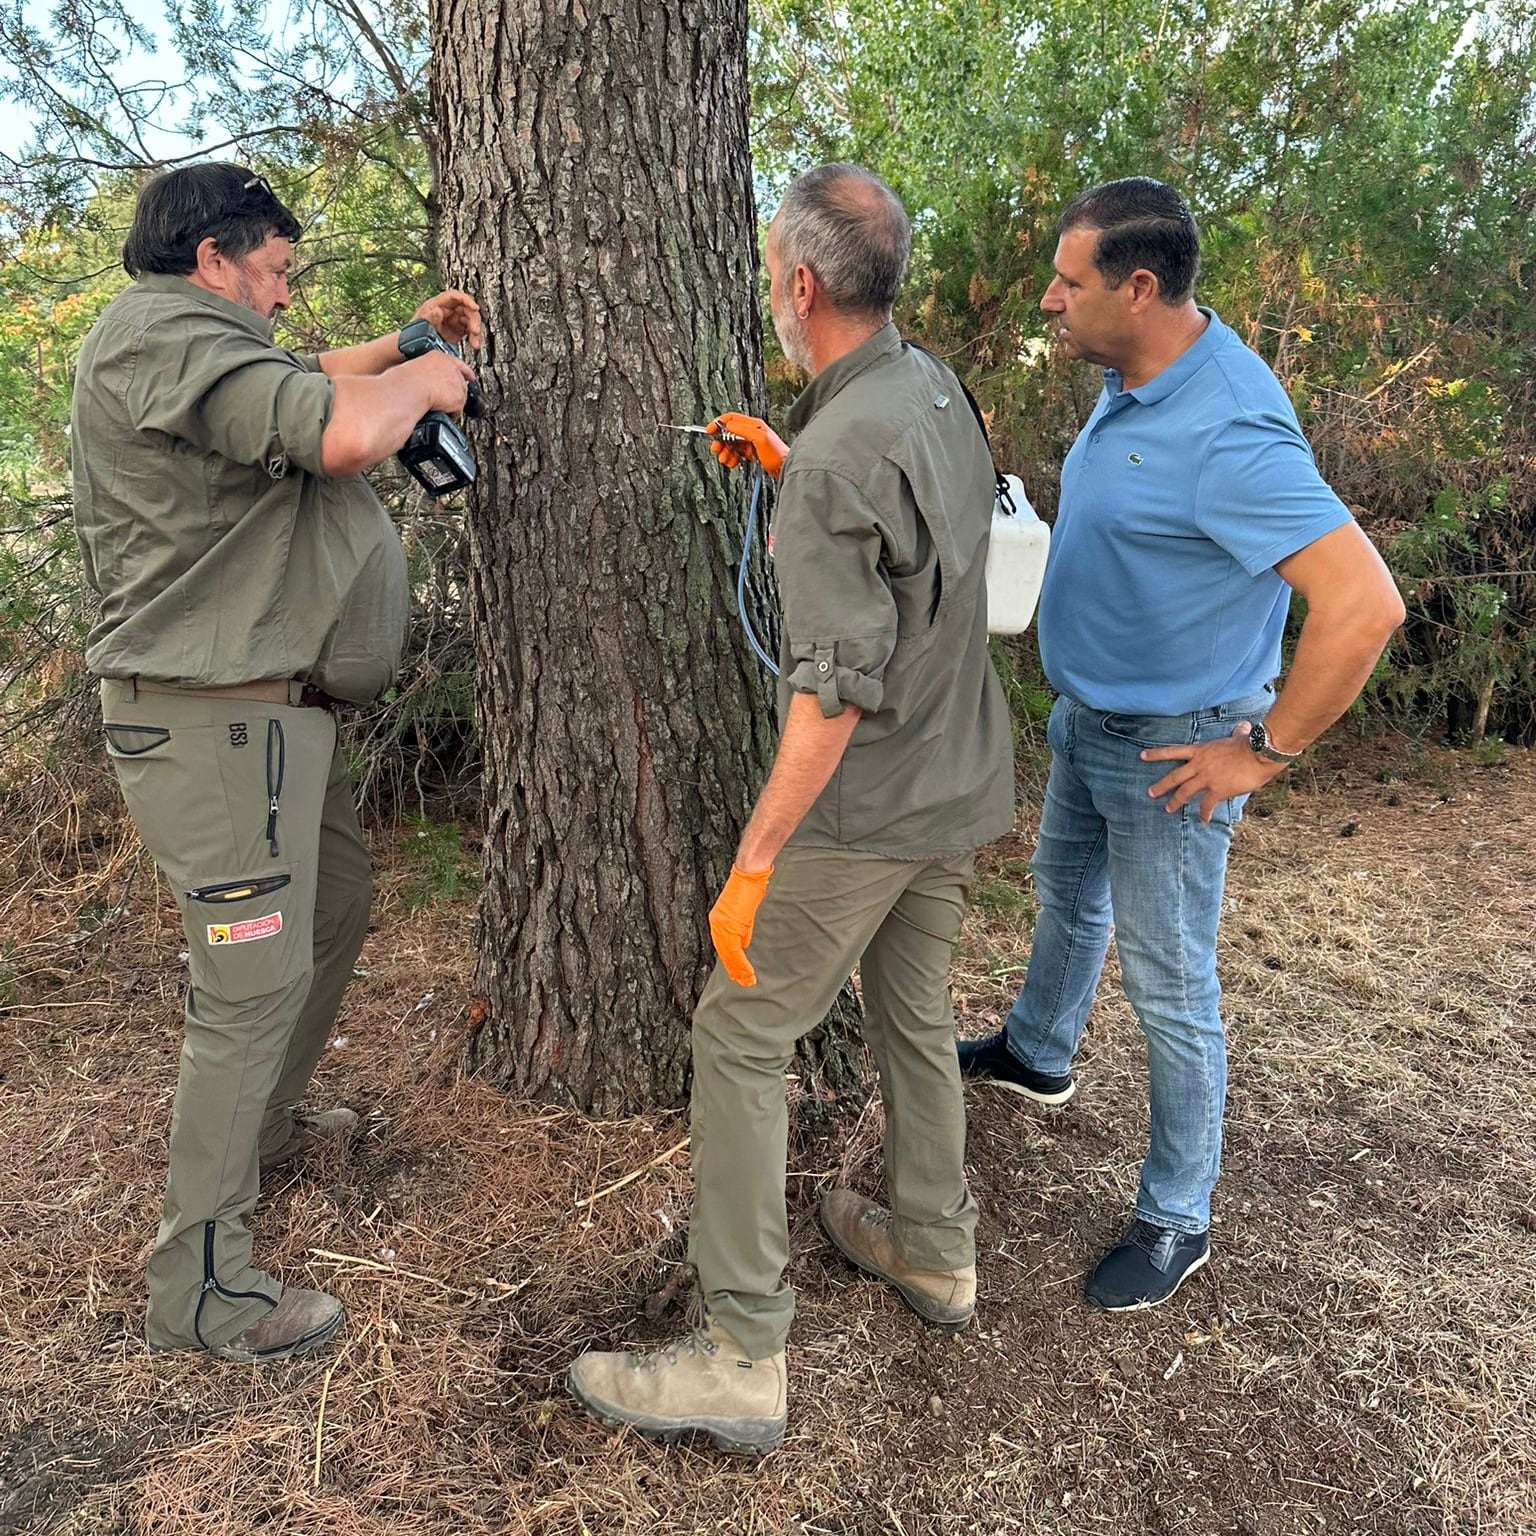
[207,912,283,945]
[1128,452,1144,465]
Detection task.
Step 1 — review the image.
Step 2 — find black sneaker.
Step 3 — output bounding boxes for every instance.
[1084,1218,1210,1311]
[955,1029,1075,1106]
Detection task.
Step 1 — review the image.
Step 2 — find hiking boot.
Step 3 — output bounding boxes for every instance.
[210,1286,344,1362]
[818,1188,975,1332]
[1085,1218,1210,1311]
[259,1107,360,1172]
[956,1029,1075,1106]
[567,1307,787,1456]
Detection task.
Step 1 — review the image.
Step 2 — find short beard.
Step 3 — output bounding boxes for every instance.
[772,299,813,374]
[233,266,277,325]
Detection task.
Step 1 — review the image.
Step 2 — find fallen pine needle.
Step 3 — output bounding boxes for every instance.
[312,1340,348,1486]
[574,1136,689,1209]
[307,1249,529,1298]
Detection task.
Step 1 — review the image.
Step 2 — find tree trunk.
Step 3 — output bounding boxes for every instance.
[430,0,859,1112]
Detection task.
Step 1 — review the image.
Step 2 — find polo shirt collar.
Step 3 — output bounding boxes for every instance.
[1103,306,1227,406]
[136,273,277,341]
[786,322,902,432]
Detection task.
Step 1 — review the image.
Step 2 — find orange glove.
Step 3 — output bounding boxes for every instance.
[708,864,773,987]
[707,413,789,478]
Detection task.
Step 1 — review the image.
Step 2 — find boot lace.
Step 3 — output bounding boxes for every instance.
[858,1204,894,1233]
[629,1294,720,1374]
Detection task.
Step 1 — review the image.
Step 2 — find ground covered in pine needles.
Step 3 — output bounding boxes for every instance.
[1,733,1532,1536]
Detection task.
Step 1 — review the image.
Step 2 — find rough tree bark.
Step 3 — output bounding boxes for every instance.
[430,0,861,1112]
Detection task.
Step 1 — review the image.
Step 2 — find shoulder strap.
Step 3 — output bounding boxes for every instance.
[905,338,1016,514]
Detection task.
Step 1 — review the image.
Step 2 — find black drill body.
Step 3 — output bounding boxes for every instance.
[395,318,482,498]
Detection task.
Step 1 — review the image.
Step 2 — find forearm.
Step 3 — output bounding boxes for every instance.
[317,333,405,378]
[1144,524,1404,819]
[1260,521,1405,752]
[320,368,434,477]
[736,692,862,870]
[1263,602,1404,753]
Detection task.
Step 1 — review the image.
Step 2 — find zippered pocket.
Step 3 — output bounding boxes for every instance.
[181,861,301,1002]
[265,718,286,857]
[185,874,292,904]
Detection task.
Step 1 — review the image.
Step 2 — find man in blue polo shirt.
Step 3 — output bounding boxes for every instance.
[961,177,1404,1309]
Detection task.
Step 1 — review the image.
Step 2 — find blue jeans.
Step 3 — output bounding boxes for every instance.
[1005,689,1272,1234]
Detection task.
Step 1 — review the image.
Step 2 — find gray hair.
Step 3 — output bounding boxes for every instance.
[772,164,911,319]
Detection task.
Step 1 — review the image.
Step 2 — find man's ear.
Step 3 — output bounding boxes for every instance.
[793,261,816,319]
[1126,267,1162,312]
[193,236,225,280]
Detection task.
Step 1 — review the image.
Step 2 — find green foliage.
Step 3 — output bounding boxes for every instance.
[1471,734,1508,769]
[970,866,1036,923]
[3,0,1535,772]
[0,0,433,238]
[400,816,477,909]
[753,0,1536,745]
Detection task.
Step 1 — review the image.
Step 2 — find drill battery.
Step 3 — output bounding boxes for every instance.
[395,317,482,498]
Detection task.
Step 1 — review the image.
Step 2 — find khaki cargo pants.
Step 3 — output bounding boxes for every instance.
[688,844,979,1359]
[100,679,370,1351]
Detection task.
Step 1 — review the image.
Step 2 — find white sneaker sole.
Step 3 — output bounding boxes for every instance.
[972,1074,1077,1108]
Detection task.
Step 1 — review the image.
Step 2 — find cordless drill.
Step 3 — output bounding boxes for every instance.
[394,318,483,498]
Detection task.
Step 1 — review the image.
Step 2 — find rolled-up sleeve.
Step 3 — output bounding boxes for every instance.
[773,466,898,717]
[125,314,335,478]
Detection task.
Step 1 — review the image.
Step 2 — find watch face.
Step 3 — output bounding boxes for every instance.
[1249,720,1266,753]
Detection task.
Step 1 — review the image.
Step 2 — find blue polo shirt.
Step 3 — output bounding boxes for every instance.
[1038,309,1352,716]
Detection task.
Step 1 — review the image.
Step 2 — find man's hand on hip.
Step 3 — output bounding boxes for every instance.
[707,413,788,477]
[1142,723,1288,822]
[708,865,773,987]
[410,289,483,349]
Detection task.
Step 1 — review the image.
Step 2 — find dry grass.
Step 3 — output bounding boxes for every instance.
[1,732,1533,1535]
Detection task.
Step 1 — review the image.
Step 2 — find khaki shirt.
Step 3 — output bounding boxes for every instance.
[72,275,410,704]
[775,324,1014,857]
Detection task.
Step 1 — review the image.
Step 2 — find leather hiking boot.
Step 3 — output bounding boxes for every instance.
[210,1286,344,1362]
[259,1107,360,1173]
[567,1308,787,1456]
[818,1188,975,1332]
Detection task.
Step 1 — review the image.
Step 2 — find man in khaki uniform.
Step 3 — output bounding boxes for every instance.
[568,164,1014,1452]
[72,163,479,1362]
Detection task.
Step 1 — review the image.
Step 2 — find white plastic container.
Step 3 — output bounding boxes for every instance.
[985,474,1050,635]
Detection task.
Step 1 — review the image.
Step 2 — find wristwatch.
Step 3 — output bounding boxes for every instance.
[1249,720,1303,765]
